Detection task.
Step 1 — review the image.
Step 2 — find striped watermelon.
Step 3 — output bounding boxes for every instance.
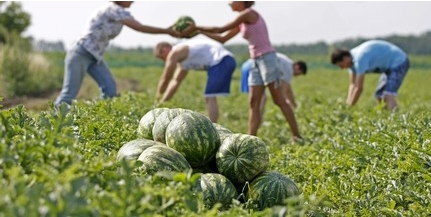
[137,108,169,140]
[216,133,269,185]
[137,145,192,175]
[152,108,191,144]
[247,171,301,210]
[173,15,198,38]
[198,173,238,210]
[165,111,220,168]
[116,138,165,162]
[212,123,234,143]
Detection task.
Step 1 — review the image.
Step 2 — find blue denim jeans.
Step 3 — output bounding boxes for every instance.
[54,43,117,106]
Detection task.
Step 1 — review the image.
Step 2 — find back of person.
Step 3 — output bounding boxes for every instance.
[174,39,233,70]
[350,40,407,74]
[276,53,294,84]
[239,8,274,58]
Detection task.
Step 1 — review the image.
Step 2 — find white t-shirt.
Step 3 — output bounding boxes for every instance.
[276,53,294,84]
[173,39,233,71]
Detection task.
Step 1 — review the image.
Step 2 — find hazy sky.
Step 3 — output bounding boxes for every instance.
[21,1,431,49]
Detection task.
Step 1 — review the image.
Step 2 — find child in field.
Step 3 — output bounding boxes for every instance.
[331,40,409,111]
[189,1,302,140]
[54,1,179,107]
[241,52,307,127]
[154,38,236,123]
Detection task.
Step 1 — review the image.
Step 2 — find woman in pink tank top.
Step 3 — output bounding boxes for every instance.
[189,1,302,142]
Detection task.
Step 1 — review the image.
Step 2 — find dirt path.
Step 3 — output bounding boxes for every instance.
[1,78,143,111]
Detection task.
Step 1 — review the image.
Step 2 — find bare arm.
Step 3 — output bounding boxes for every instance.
[160,69,189,102]
[199,28,240,44]
[156,46,189,100]
[195,10,251,33]
[122,18,179,37]
[346,73,365,106]
[283,82,297,109]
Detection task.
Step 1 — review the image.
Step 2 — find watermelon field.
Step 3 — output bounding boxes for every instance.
[1,52,430,216]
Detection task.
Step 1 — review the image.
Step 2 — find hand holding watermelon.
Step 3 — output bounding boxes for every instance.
[173,15,198,38]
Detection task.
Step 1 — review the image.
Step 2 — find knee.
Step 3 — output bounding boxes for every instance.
[272,97,284,107]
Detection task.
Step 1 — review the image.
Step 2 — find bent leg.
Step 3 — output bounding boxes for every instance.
[54,45,92,106]
[87,60,117,99]
[249,85,265,135]
[205,97,219,123]
[267,82,301,138]
[381,58,409,111]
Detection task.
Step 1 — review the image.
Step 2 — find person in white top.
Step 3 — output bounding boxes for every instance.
[54,1,179,107]
[154,38,236,123]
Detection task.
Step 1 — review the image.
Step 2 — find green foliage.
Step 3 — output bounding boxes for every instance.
[0,2,31,36]
[1,53,430,216]
[0,44,62,97]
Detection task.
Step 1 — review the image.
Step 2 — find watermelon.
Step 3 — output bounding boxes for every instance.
[173,15,197,38]
[213,123,234,143]
[152,108,191,144]
[165,111,220,168]
[137,107,169,140]
[137,145,192,175]
[116,138,165,162]
[247,171,301,210]
[198,173,238,210]
[216,133,269,184]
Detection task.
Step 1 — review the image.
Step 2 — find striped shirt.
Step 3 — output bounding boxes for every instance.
[239,8,274,59]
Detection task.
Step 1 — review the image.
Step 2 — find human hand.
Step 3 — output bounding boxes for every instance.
[179,21,198,38]
[167,26,181,38]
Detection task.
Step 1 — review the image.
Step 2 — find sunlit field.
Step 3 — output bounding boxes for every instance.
[1,52,430,216]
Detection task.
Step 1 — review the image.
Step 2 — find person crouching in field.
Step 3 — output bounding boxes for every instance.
[154,38,236,123]
[54,1,179,107]
[241,52,307,127]
[331,40,409,111]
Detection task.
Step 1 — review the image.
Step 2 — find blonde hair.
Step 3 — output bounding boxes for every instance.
[154,42,172,56]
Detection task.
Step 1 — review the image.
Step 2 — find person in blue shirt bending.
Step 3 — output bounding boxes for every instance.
[331,40,409,111]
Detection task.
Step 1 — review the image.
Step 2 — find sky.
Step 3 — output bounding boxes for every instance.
[21,1,431,50]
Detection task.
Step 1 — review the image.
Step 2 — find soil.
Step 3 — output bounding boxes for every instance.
[1,78,143,111]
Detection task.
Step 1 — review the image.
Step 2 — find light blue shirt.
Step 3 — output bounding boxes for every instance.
[349,40,407,75]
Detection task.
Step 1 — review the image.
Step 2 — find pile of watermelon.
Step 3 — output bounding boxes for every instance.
[117,108,301,211]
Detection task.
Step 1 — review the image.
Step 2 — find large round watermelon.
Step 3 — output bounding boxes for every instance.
[137,108,169,140]
[165,111,220,168]
[198,173,238,210]
[247,171,301,210]
[216,133,269,184]
[137,145,192,175]
[152,108,191,144]
[212,123,234,143]
[116,138,165,162]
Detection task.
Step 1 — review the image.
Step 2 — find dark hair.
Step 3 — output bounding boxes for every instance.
[330,49,351,65]
[243,1,255,8]
[295,61,307,75]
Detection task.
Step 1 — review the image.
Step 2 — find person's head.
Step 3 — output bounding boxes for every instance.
[293,61,307,76]
[331,49,353,69]
[154,42,173,61]
[228,1,254,12]
[113,1,134,8]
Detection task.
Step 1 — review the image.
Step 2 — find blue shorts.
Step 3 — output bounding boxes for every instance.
[248,52,283,87]
[205,55,236,97]
[375,58,409,98]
